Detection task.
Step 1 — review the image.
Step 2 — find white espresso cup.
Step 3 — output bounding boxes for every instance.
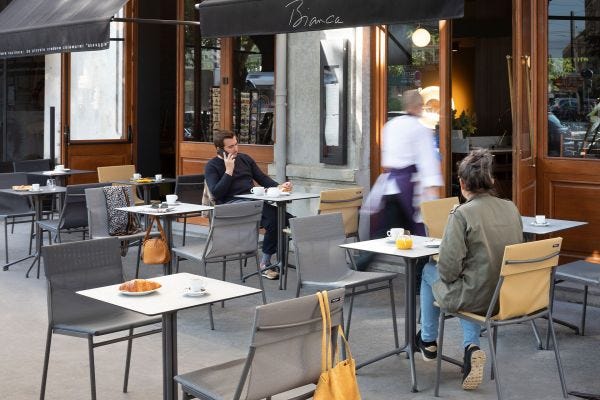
[166,194,178,204]
[266,187,280,197]
[155,174,163,181]
[54,164,65,171]
[535,215,546,224]
[31,183,40,191]
[189,277,205,293]
[132,173,141,180]
[250,186,265,195]
[386,228,404,240]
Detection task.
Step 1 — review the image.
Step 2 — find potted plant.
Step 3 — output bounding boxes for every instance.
[451,109,477,152]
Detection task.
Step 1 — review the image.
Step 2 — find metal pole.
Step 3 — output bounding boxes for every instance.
[49,107,55,166]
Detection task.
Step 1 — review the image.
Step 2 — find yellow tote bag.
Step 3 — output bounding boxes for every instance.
[314,291,362,400]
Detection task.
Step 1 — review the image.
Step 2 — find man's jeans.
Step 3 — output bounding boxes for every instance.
[420,262,481,348]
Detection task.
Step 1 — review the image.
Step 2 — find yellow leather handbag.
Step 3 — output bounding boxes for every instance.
[314,291,362,400]
[142,216,171,265]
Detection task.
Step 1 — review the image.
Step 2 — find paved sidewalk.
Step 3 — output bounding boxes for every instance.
[1,221,599,399]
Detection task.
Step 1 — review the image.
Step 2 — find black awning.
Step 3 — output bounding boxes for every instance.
[197,0,463,38]
[0,0,129,58]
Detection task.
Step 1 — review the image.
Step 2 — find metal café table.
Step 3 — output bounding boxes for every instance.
[116,203,213,275]
[0,185,67,278]
[340,235,440,393]
[521,216,587,237]
[77,272,262,400]
[26,168,95,186]
[114,177,177,204]
[235,191,320,290]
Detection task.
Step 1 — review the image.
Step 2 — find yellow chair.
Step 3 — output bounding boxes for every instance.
[420,197,459,239]
[317,187,363,240]
[97,165,144,205]
[434,237,568,399]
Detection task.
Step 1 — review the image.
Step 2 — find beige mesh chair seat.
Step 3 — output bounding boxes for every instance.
[318,187,363,239]
[175,288,345,400]
[420,197,459,263]
[97,165,144,205]
[434,238,569,399]
[172,201,267,329]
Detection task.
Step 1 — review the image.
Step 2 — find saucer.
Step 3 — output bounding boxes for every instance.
[386,237,397,244]
[531,221,550,227]
[183,287,208,297]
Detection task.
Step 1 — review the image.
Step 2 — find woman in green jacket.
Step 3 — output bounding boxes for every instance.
[416,149,523,391]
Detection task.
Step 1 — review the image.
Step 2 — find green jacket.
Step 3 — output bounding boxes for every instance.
[432,194,523,314]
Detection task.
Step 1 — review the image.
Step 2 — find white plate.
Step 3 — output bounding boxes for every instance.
[54,168,70,172]
[183,288,208,297]
[279,192,291,196]
[530,221,550,227]
[29,189,43,192]
[165,202,180,206]
[119,288,159,296]
[424,239,442,248]
[386,237,396,243]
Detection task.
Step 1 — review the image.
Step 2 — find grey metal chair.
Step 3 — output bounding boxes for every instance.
[554,260,600,336]
[175,288,345,400]
[0,172,35,265]
[14,158,58,213]
[172,200,267,329]
[174,174,205,246]
[289,213,399,345]
[434,237,568,400]
[38,183,108,244]
[40,237,162,400]
[85,186,151,278]
[0,160,14,172]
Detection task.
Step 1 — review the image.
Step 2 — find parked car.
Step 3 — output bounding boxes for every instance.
[550,98,579,121]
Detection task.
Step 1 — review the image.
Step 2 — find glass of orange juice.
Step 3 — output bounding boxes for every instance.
[396,230,413,250]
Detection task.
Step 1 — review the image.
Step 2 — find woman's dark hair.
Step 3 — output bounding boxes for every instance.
[213,130,236,149]
[457,148,495,194]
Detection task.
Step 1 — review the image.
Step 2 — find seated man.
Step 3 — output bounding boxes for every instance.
[205,130,292,280]
[416,149,523,390]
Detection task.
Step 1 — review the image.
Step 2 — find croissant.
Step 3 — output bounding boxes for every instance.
[119,279,161,292]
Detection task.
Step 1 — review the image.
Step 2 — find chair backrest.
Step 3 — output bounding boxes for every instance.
[204,201,263,259]
[289,213,351,283]
[57,183,108,230]
[0,172,32,215]
[13,158,52,172]
[174,174,204,205]
[240,288,345,400]
[84,186,135,238]
[97,165,136,182]
[42,237,124,327]
[420,197,460,239]
[318,187,363,237]
[0,161,14,173]
[492,237,563,320]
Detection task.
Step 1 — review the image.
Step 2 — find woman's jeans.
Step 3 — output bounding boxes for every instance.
[420,262,481,348]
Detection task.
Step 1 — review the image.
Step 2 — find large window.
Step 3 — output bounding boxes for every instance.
[69,14,125,141]
[548,1,600,158]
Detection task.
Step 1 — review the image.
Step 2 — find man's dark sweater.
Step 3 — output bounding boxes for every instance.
[205,153,278,204]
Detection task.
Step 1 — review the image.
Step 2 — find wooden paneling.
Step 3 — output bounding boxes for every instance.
[439,20,452,196]
[64,143,133,184]
[370,26,387,186]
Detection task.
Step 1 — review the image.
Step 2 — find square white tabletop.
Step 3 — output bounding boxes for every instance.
[116,202,213,216]
[340,235,440,259]
[235,192,320,202]
[521,216,587,235]
[77,273,262,316]
[0,186,66,196]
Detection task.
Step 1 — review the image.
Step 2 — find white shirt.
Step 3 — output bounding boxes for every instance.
[381,115,443,189]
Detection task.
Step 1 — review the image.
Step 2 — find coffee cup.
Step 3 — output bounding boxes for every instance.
[189,277,205,293]
[155,174,163,181]
[386,228,404,241]
[132,173,141,180]
[31,183,40,191]
[251,186,265,196]
[266,187,280,197]
[535,215,546,224]
[54,164,64,171]
[166,194,178,204]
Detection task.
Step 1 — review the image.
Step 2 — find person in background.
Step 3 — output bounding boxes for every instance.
[205,130,292,280]
[416,149,523,391]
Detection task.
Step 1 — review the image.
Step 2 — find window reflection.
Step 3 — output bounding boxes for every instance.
[548,0,600,158]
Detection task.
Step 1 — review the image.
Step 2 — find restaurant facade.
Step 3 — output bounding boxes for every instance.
[0,0,598,262]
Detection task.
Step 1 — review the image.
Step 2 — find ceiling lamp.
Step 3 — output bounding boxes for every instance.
[412,28,431,47]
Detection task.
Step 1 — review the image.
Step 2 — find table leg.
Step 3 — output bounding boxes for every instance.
[355,258,419,392]
[163,312,178,400]
[144,186,151,205]
[276,202,287,290]
[25,196,43,279]
[164,217,173,275]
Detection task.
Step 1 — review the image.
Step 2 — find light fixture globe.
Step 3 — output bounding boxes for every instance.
[412,28,431,47]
